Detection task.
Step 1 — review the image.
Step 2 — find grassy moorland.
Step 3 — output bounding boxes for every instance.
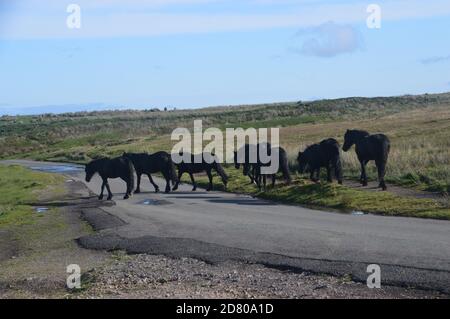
[1,92,449,218]
[0,165,64,227]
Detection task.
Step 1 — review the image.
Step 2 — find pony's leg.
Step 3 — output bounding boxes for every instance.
[250,166,256,184]
[147,174,160,193]
[271,174,276,188]
[360,160,368,186]
[135,174,142,194]
[255,167,262,190]
[262,174,267,191]
[311,169,319,182]
[334,157,343,185]
[105,181,113,200]
[206,169,213,191]
[326,164,333,183]
[161,171,171,193]
[172,170,183,191]
[99,180,106,200]
[376,160,387,190]
[124,181,131,200]
[189,173,197,191]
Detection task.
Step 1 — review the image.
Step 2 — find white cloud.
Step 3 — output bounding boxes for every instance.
[291,21,363,57]
[420,55,450,65]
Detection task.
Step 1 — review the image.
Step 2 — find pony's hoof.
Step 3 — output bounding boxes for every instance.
[165,189,170,194]
[107,197,113,201]
[338,181,343,185]
[172,185,178,191]
[362,182,368,187]
[98,195,103,200]
[192,188,197,192]
[134,189,141,194]
[154,188,160,193]
[123,195,129,200]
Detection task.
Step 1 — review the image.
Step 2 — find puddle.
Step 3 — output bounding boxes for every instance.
[140,199,172,206]
[30,165,83,174]
[35,207,49,213]
[351,211,367,216]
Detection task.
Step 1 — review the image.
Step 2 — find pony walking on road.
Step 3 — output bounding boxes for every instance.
[234,143,291,190]
[123,151,178,193]
[342,129,390,190]
[172,152,228,192]
[85,156,135,200]
[297,138,343,184]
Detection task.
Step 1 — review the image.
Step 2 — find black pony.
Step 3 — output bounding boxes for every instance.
[234,143,291,190]
[342,129,390,190]
[85,156,135,200]
[172,152,228,191]
[123,151,178,193]
[297,138,343,184]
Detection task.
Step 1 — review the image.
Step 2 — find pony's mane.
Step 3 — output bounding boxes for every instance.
[350,129,370,136]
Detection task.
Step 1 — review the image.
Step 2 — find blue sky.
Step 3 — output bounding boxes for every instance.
[1,0,450,115]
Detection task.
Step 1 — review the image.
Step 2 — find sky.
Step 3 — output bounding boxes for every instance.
[0,0,450,115]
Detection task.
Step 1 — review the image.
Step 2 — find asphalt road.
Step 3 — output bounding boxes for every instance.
[3,160,450,293]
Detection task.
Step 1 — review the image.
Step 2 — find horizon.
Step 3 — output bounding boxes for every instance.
[2,90,449,117]
[1,0,450,115]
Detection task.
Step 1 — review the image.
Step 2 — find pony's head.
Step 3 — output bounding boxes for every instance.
[343,129,369,152]
[342,130,355,152]
[85,162,96,182]
[297,151,309,174]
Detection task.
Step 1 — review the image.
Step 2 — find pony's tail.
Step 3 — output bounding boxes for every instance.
[334,156,343,184]
[125,157,135,192]
[383,138,391,162]
[169,160,179,186]
[214,162,228,185]
[279,149,292,184]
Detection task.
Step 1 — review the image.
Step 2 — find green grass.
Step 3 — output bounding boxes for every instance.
[181,168,450,220]
[1,92,450,219]
[0,164,63,227]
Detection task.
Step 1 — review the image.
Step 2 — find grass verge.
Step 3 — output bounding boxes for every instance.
[181,168,450,220]
[0,164,64,227]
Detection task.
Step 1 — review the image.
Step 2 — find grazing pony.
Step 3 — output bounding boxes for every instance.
[172,152,228,191]
[85,156,135,200]
[342,129,390,190]
[123,151,178,193]
[234,143,291,190]
[297,138,343,184]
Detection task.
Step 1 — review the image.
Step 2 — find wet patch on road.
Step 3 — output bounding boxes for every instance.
[30,165,83,174]
[34,207,49,213]
[140,199,172,206]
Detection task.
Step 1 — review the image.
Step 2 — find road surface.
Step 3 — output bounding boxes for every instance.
[3,160,450,293]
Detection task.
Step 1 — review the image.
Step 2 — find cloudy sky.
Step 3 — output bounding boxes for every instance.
[0,0,450,115]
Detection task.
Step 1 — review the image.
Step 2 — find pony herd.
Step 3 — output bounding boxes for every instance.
[84,129,390,200]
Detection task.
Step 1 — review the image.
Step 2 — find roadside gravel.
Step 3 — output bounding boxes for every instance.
[74,253,447,299]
